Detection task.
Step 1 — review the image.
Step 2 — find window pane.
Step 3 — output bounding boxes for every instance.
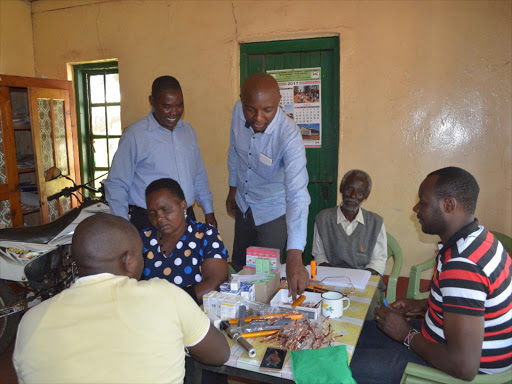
[94,171,109,196]
[107,106,122,135]
[106,73,120,102]
[91,107,106,135]
[89,75,105,104]
[93,138,108,168]
[108,137,120,166]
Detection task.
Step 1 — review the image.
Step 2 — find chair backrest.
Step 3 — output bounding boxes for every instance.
[490,231,512,255]
[385,232,403,303]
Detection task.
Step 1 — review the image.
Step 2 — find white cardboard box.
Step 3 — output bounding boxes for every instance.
[269,289,322,320]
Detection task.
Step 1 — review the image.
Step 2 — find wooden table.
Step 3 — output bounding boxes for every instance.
[186,276,379,383]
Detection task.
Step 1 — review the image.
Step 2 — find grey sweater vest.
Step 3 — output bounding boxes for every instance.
[315,207,384,270]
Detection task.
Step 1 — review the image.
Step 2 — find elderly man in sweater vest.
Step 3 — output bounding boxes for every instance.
[312,169,387,315]
[313,169,387,274]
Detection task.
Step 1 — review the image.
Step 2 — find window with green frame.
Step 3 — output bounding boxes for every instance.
[74,61,121,194]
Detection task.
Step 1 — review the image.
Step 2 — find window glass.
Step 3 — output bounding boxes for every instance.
[89,75,105,104]
[107,106,122,135]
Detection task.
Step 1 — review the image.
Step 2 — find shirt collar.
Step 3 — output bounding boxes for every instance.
[147,109,183,133]
[337,203,365,225]
[438,218,480,251]
[74,272,115,284]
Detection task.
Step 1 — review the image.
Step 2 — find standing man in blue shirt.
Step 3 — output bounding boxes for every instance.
[105,76,217,230]
[227,73,310,298]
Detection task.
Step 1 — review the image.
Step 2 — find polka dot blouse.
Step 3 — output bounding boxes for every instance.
[140,218,229,287]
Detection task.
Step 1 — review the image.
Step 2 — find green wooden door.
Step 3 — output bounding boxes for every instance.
[240,37,340,264]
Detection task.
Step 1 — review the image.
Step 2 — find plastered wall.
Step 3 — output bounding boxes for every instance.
[24,0,512,276]
[0,0,35,77]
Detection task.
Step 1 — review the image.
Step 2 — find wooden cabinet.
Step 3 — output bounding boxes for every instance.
[0,74,80,228]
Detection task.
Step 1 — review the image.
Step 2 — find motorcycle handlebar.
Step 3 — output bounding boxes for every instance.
[47,184,99,201]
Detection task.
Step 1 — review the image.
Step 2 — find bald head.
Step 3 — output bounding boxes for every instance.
[240,73,281,132]
[72,214,143,279]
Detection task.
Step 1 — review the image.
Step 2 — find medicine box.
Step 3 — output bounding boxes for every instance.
[237,269,280,303]
[269,289,322,320]
[246,246,281,272]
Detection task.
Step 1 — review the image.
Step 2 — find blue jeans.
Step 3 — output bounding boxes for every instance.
[350,320,429,384]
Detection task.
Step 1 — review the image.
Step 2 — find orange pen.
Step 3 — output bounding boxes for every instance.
[228,312,303,325]
[241,329,280,338]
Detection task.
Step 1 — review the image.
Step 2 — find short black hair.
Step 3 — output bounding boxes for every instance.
[145,178,185,201]
[428,167,480,214]
[340,169,372,195]
[151,76,182,97]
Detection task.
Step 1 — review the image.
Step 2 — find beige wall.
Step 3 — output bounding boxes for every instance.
[29,0,511,276]
[0,0,35,77]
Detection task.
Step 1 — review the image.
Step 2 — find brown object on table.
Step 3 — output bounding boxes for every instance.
[291,295,306,307]
[262,318,340,351]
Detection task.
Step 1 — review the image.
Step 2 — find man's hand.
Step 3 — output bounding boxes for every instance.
[366,267,380,276]
[204,213,217,228]
[226,186,237,218]
[390,298,428,317]
[374,305,412,343]
[286,249,309,300]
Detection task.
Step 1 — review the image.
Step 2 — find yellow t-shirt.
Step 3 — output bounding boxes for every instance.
[13,274,210,384]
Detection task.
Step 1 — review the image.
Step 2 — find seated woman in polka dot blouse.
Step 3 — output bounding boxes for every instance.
[140,178,228,304]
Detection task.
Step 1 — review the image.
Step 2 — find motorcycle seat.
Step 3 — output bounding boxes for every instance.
[0,207,81,244]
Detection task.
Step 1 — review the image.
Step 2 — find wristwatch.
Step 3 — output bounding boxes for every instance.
[403,328,420,350]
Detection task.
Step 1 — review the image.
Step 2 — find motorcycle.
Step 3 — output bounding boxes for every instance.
[0,168,110,353]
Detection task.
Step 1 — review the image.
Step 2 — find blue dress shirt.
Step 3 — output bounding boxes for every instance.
[227,101,311,251]
[105,111,213,219]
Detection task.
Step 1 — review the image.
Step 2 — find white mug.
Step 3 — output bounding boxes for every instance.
[321,291,350,318]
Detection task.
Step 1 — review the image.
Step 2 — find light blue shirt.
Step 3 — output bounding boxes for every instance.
[228,101,310,251]
[104,111,213,219]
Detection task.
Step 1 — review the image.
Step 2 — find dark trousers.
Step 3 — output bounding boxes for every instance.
[350,319,429,384]
[129,205,196,231]
[231,206,287,272]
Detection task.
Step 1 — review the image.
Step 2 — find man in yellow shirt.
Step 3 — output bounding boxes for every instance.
[13,213,229,384]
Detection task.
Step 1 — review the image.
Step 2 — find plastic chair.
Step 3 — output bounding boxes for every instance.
[406,230,511,300]
[490,231,512,255]
[227,263,236,280]
[401,363,512,383]
[386,232,403,303]
[406,257,435,300]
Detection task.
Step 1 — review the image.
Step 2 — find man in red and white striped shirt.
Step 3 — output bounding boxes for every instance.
[351,167,511,383]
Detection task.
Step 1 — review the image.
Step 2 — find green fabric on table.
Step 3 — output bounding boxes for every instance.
[290,345,357,384]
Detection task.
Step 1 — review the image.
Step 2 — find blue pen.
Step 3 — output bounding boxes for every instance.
[383,298,389,307]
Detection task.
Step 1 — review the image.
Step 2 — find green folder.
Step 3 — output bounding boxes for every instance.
[290,345,357,384]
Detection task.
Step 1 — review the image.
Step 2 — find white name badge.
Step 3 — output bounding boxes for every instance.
[259,153,273,166]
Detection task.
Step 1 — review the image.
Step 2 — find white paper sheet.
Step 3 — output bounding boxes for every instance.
[280,264,371,291]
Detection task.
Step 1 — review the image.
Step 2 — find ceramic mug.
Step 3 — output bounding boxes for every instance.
[321,291,350,318]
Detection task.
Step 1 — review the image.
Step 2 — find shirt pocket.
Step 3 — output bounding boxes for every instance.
[257,158,276,180]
